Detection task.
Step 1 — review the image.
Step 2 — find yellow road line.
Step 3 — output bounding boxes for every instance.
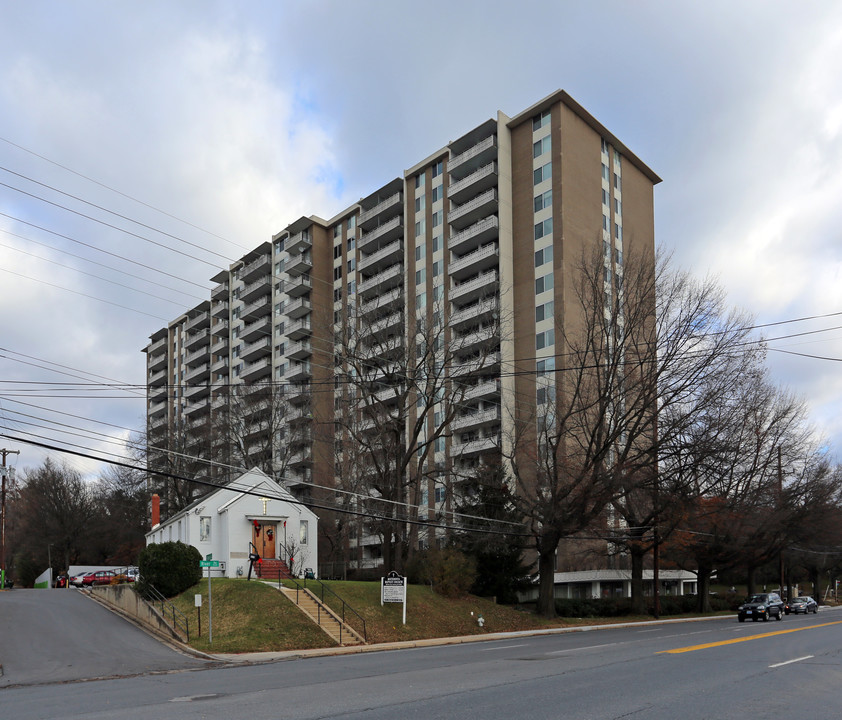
[658,620,842,654]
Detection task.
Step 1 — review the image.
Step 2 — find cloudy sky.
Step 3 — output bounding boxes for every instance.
[1,1,841,482]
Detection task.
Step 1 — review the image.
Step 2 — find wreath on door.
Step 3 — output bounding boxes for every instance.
[267,528,274,542]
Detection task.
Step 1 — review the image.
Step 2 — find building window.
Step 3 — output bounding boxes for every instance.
[533,136,551,158]
[415,219,426,237]
[432,260,442,277]
[333,224,342,238]
[615,223,623,241]
[433,284,444,301]
[537,386,548,405]
[602,163,609,181]
[416,268,426,285]
[199,517,211,542]
[536,328,555,350]
[432,210,443,227]
[532,109,550,132]
[415,173,426,189]
[333,267,342,281]
[415,195,426,213]
[432,160,443,178]
[535,246,553,267]
[534,189,552,213]
[347,215,356,230]
[347,258,355,272]
[534,218,553,240]
[614,173,621,191]
[300,520,308,545]
[535,272,554,295]
[533,162,552,185]
[537,357,555,376]
[334,244,342,259]
[415,244,424,261]
[536,300,554,322]
[434,485,446,503]
[347,281,355,296]
[432,184,444,203]
[432,234,442,253]
[601,138,609,154]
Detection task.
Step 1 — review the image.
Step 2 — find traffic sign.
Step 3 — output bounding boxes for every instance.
[200,560,220,568]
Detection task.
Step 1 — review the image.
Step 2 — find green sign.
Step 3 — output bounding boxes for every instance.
[200,560,220,568]
[205,553,213,561]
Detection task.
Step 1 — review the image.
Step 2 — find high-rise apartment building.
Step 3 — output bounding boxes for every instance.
[143,90,660,573]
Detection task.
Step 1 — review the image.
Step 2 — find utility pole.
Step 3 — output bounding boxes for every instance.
[1,448,21,589]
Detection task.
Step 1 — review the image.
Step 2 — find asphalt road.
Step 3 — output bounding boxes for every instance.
[2,591,841,719]
[0,588,210,688]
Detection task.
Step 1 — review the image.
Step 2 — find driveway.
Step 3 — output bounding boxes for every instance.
[0,588,210,687]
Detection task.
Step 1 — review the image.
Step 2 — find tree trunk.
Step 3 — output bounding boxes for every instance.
[696,565,713,613]
[746,565,756,596]
[537,549,558,618]
[629,544,646,615]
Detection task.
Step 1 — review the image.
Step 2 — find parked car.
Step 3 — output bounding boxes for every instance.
[785,596,818,614]
[69,573,87,588]
[737,592,785,622]
[81,570,116,586]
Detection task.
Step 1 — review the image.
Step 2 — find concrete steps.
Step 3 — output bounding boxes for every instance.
[278,586,365,646]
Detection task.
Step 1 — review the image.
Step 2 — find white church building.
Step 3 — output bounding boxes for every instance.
[145,468,319,579]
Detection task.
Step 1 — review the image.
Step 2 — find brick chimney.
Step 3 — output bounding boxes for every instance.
[151,493,160,527]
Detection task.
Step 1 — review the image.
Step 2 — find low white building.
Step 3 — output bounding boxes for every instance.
[145,468,319,578]
[518,569,698,602]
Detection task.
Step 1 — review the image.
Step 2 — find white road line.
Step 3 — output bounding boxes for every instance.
[478,644,529,651]
[549,642,619,654]
[769,655,814,668]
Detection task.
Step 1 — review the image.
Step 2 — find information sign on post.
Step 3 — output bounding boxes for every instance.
[381,570,407,625]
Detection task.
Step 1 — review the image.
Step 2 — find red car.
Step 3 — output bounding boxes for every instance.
[81,570,116,586]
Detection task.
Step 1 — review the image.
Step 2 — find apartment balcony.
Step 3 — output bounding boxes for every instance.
[211,299,229,318]
[451,407,501,433]
[184,379,210,399]
[286,339,312,360]
[211,335,229,354]
[288,447,313,469]
[285,274,312,297]
[358,215,404,253]
[240,276,271,303]
[184,362,210,384]
[284,467,311,489]
[185,346,209,367]
[448,134,497,180]
[241,295,271,319]
[460,378,500,403]
[448,189,498,231]
[184,397,210,417]
[149,413,168,429]
[186,311,209,332]
[285,297,311,320]
[364,311,403,343]
[211,318,229,336]
[287,381,311,404]
[449,242,499,281]
[451,351,501,377]
[359,239,403,275]
[211,393,228,411]
[453,327,498,354]
[358,263,403,299]
[361,286,402,317]
[448,161,498,204]
[240,336,271,362]
[240,316,270,342]
[449,297,498,331]
[286,230,312,255]
[359,191,403,230]
[240,357,271,381]
[147,351,167,372]
[448,215,499,254]
[149,399,167,419]
[240,254,271,282]
[211,281,229,299]
[286,250,313,276]
[184,329,209,351]
[148,380,168,402]
[286,361,312,382]
[148,368,167,385]
[449,434,500,458]
[286,317,312,341]
[287,405,313,425]
[450,269,499,305]
[147,336,167,355]
[211,357,229,374]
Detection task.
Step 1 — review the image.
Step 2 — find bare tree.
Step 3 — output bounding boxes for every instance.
[335,291,501,573]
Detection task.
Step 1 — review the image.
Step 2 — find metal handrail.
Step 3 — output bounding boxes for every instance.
[282,576,367,644]
[136,578,190,642]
